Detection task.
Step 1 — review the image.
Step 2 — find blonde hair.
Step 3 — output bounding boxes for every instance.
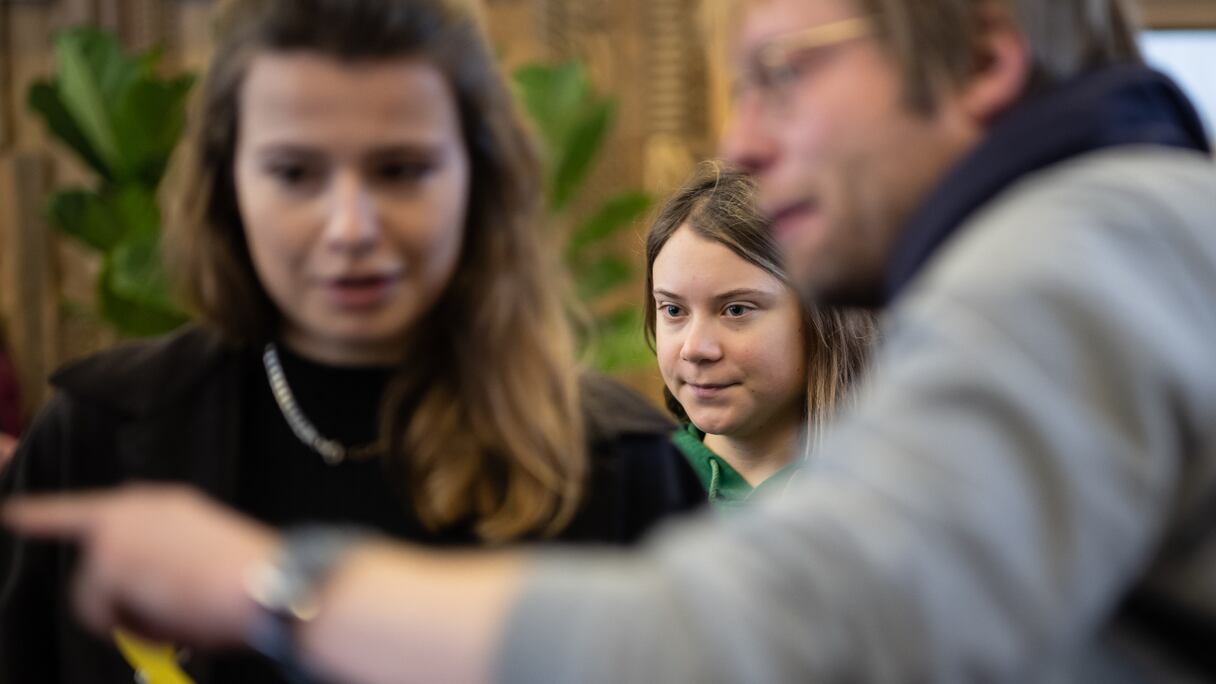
[163,0,585,542]
[644,162,876,446]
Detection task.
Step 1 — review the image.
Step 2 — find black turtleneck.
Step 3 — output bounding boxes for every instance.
[236,343,413,536]
[216,345,410,683]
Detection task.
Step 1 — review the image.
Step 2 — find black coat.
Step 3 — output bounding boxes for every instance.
[0,326,703,683]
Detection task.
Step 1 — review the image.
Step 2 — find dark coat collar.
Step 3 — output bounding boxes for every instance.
[50,325,673,444]
[885,64,1212,302]
[51,325,246,501]
[50,324,237,417]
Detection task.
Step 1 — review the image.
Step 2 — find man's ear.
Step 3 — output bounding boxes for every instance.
[958,2,1032,124]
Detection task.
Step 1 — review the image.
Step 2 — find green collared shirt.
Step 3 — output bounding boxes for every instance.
[671,423,800,511]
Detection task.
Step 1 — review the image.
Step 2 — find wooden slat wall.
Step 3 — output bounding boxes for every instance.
[1142,0,1216,28]
[0,154,55,419]
[3,2,68,415]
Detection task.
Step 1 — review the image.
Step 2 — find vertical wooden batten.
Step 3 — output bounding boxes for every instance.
[0,154,57,414]
[0,1,13,151]
[1140,0,1216,29]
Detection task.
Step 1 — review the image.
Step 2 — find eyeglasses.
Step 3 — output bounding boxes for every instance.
[733,17,874,111]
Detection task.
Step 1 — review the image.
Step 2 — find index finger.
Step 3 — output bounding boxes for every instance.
[1,492,114,540]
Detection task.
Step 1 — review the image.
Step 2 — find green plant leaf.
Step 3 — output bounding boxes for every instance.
[551,100,614,211]
[27,81,111,179]
[135,44,166,76]
[112,184,161,238]
[47,189,125,250]
[74,28,146,99]
[105,229,183,316]
[567,191,653,260]
[54,30,124,176]
[512,62,589,152]
[577,255,633,301]
[513,61,614,210]
[29,27,194,339]
[511,66,551,132]
[111,74,195,184]
[98,252,187,337]
[47,184,159,252]
[35,29,188,183]
[588,306,653,371]
[103,186,178,326]
[512,58,651,372]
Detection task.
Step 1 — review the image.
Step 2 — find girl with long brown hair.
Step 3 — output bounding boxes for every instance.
[645,163,875,508]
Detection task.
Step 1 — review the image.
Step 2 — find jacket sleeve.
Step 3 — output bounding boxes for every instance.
[0,392,130,681]
[0,393,75,680]
[495,154,1216,683]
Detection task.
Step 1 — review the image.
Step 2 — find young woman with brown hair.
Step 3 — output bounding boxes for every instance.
[0,1,701,681]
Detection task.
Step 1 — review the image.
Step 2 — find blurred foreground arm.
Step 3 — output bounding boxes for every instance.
[3,487,522,684]
[496,153,1216,682]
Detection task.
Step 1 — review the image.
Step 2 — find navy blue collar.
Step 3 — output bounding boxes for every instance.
[884,64,1212,303]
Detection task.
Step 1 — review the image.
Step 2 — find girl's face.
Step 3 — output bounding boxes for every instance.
[235,53,470,365]
[653,225,807,439]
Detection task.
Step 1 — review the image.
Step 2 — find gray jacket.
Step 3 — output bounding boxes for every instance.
[499,147,1216,683]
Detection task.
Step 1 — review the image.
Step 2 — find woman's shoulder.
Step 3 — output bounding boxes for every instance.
[574,373,705,536]
[50,324,242,417]
[579,372,675,443]
[578,372,695,479]
[4,325,250,498]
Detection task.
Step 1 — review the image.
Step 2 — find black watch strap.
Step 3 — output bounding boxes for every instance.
[244,526,368,681]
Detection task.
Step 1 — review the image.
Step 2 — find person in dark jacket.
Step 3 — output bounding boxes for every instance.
[0,1,702,681]
[644,164,875,510]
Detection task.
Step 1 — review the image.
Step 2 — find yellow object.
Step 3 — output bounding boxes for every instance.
[114,629,195,684]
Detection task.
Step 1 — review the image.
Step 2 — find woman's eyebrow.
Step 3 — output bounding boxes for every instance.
[712,288,775,302]
[252,142,322,157]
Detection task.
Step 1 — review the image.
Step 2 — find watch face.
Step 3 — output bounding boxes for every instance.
[242,527,367,664]
[245,560,294,614]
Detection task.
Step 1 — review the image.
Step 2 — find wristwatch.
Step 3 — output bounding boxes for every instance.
[243,526,368,679]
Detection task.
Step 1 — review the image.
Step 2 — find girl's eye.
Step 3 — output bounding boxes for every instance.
[724,304,754,318]
[377,160,435,183]
[267,162,320,188]
[659,304,683,318]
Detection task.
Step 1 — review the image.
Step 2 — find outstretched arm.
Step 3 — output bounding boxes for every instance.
[3,486,524,684]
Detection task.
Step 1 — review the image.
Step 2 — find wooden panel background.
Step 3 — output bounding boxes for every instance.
[1142,0,1216,27]
[0,0,1211,418]
[0,0,214,416]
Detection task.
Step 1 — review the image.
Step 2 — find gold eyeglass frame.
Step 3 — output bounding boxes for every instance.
[737,16,875,103]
